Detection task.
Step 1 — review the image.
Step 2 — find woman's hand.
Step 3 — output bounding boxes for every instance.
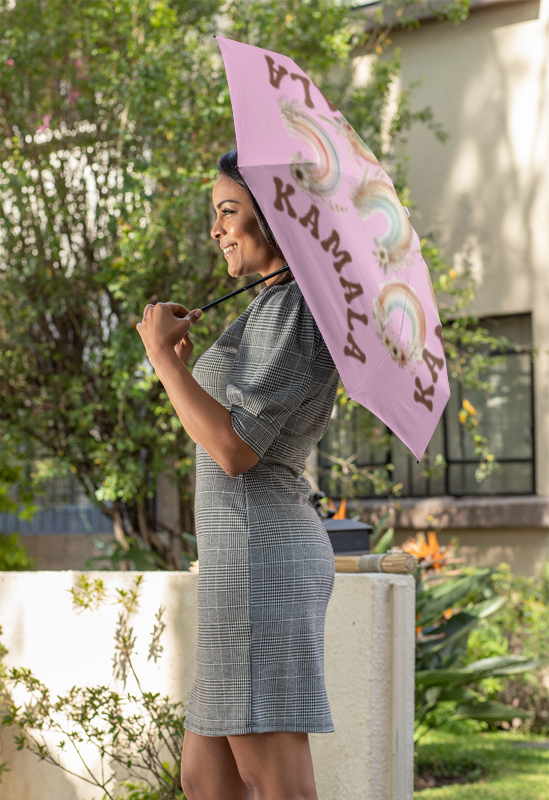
[136,302,202,367]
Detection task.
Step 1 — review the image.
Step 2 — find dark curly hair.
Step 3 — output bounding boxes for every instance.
[216,150,294,286]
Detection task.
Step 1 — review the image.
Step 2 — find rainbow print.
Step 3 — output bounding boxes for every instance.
[351,177,413,273]
[279,99,343,197]
[373,280,427,369]
[341,120,379,167]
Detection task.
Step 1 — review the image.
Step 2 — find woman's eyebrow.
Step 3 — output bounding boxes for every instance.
[216,198,241,209]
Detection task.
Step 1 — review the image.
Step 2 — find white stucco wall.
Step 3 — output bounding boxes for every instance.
[0,571,415,800]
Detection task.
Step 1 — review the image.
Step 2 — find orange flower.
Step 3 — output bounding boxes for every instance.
[328,498,347,519]
[334,498,346,519]
[402,530,452,570]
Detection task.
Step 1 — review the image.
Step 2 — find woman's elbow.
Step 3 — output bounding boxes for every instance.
[220,449,260,478]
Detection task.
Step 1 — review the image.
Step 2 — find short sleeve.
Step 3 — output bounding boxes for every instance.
[227,284,317,458]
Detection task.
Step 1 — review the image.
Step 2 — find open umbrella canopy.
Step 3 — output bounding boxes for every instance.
[216,37,450,460]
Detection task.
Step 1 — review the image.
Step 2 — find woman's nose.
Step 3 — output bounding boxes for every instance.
[211,217,225,239]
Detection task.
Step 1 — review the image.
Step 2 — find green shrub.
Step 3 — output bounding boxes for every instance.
[407,532,546,741]
[464,563,549,735]
[0,575,186,800]
[0,533,35,571]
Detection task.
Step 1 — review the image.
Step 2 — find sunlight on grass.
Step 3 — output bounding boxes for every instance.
[414,732,549,799]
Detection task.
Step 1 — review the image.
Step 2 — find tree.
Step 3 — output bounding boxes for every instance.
[0,435,37,570]
[0,0,496,568]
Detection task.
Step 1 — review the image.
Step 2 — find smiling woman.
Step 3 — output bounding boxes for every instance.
[136,150,340,800]
[214,149,295,286]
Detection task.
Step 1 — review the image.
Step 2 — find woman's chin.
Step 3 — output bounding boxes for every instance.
[228,263,253,280]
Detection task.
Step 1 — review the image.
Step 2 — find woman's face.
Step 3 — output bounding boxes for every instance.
[211,174,284,282]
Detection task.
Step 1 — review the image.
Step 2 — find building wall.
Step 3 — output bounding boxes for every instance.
[348,1,549,572]
[390,0,549,494]
[356,494,549,576]
[0,571,415,800]
[394,527,549,576]
[19,532,112,570]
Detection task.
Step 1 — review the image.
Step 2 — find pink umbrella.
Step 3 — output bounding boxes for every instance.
[216,37,450,461]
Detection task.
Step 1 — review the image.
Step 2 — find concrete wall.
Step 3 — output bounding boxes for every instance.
[19,533,112,571]
[0,571,415,800]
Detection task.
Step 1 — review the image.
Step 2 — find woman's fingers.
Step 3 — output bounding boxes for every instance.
[167,304,203,322]
[163,302,190,318]
[168,305,203,322]
[136,302,203,359]
[141,302,203,323]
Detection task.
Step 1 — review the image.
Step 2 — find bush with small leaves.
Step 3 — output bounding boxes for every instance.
[0,575,186,800]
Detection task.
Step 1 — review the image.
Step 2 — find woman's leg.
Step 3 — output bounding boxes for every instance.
[228,732,318,800]
[181,730,252,800]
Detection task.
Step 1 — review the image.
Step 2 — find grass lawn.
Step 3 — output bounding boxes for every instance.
[414,731,549,799]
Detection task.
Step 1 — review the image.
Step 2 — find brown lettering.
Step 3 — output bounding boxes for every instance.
[320,230,352,273]
[320,89,338,113]
[290,73,314,108]
[273,177,297,218]
[414,377,435,411]
[265,56,288,89]
[340,277,364,305]
[435,324,445,352]
[298,204,320,239]
[344,332,366,364]
[423,347,444,383]
[347,307,368,332]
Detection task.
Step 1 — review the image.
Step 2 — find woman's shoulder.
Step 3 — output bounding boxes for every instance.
[247,280,330,352]
[248,280,313,327]
[256,279,302,303]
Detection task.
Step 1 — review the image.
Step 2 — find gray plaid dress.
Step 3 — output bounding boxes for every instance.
[185,281,339,737]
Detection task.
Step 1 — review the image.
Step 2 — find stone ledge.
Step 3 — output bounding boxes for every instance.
[354,495,549,530]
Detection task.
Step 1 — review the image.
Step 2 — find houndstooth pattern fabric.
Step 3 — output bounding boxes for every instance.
[184,281,339,737]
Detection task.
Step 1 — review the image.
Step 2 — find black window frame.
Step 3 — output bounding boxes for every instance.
[318,313,536,499]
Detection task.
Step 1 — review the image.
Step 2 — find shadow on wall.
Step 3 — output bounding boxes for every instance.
[0,742,81,800]
[401,0,547,315]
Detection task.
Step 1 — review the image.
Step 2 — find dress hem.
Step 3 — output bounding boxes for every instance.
[184,720,335,737]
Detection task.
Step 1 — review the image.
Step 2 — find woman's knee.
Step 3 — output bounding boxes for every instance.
[180,762,201,799]
[237,764,317,800]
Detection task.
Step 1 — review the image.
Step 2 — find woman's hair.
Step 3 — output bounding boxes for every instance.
[217,150,294,286]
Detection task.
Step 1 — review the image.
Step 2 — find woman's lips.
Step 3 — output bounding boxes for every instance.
[223,243,238,258]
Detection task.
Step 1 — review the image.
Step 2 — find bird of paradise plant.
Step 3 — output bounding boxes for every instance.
[405,527,539,741]
[401,529,455,572]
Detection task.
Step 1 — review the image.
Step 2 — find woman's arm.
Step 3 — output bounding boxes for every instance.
[137,302,260,477]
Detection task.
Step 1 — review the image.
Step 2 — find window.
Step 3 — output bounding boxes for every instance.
[317,314,534,498]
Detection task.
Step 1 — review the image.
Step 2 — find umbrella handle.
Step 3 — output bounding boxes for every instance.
[200,266,290,311]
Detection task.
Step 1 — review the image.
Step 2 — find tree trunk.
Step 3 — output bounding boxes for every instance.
[136,499,180,570]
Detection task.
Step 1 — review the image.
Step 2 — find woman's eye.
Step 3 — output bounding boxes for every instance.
[221,208,235,215]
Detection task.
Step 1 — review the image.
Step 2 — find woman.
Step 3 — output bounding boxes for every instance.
[137,150,339,800]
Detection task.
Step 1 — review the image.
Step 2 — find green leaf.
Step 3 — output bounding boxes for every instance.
[416,655,542,688]
[372,528,394,554]
[417,596,507,660]
[453,701,532,721]
[416,569,492,628]
[462,655,543,676]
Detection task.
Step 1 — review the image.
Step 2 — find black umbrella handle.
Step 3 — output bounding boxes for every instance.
[200,266,290,311]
